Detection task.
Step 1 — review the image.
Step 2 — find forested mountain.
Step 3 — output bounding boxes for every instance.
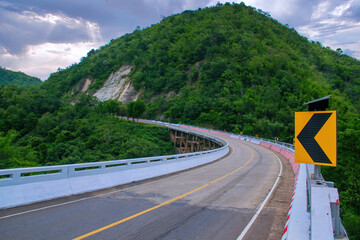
[0,68,42,87]
[43,3,359,142]
[41,3,360,237]
[1,2,358,237]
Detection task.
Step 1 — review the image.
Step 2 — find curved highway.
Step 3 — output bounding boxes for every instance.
[0,129,291,240]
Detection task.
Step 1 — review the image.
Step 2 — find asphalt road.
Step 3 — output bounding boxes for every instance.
[0,131,289,240]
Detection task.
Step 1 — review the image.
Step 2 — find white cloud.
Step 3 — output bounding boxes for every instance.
[298,23,360,59]
[331,0,353,17]
[0,41,104,80]
[86,21,103,43]
[0,7,103,53]
[244,0,295,17]
[307,22,360,59]
[21,11,80,26]
[311,1,331,20]
[0,4,105,80]
[297,0,360,59]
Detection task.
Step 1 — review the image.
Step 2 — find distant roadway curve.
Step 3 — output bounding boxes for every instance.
[0,127,291,240]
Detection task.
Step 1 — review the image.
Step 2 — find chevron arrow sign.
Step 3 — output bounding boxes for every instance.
[295,111,337,166]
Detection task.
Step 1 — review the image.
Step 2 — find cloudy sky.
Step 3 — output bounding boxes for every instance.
[0,0,359,80]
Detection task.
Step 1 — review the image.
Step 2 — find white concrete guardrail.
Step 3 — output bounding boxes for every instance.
[159,121,347,240]
[0,119,349,239]
[0,126,228,209]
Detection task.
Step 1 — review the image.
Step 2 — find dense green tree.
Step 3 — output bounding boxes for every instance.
[0,86,175,169]
[127,100,146,121]
[97,99,127,116]
[0,68,42,87]
[14,3,360,237]
[0,130,38,168]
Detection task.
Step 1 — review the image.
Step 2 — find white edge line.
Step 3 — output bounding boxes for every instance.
[236,151,283,240]
[0,178,161,220]
[0,144,234,220]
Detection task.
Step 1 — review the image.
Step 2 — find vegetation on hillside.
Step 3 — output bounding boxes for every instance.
[4,2,360,237]
[42,3,359,139]
[0,86,174,169]
[0,67,42,87]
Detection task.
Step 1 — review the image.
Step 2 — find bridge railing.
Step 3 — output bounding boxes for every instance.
[0,149,225,186]
[159,121,347,240]
[0,118,349,239]
[0,126,228,209]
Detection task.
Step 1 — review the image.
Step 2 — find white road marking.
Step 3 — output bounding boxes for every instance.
[0,148,235,220]
[236,151,283,240]
[0,178,164,220]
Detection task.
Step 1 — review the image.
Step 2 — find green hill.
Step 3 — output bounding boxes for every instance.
[0,68,42,87]
[43,3,359,136]
[0,86,175,169]
[32,3,360,237]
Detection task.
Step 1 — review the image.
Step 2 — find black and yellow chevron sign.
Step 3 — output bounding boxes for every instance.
[295,111,337,166]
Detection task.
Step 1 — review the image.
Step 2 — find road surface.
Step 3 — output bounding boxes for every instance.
[0,130,293,240]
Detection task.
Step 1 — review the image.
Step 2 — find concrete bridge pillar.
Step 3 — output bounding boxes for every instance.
[169,129,220,153]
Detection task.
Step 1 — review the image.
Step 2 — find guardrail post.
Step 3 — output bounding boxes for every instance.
[314,165,321,180]
[334,199,340,237]
[12,172,21,179]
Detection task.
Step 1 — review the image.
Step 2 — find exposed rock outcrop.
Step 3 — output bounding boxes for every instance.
[93,65,140,103]
[76,78,92,93]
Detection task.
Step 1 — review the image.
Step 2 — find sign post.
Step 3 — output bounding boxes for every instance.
[295,95,337,180]
[295,96,348,239]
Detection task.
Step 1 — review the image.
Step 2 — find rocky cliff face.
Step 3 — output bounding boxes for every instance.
[76,78,92,93]
[93,65,140,103]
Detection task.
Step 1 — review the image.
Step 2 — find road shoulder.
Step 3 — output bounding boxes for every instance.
[243,150,294,240]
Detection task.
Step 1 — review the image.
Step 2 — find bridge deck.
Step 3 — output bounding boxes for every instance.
[0,129,293,240]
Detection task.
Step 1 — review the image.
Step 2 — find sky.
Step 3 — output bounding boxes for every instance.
[0,0,359,80]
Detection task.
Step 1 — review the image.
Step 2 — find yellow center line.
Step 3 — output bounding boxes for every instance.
[73,143,254,240]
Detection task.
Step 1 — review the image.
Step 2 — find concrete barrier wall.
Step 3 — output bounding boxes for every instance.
[139,120,347,239]
[0,128,228,209]
[170,122,310,239]
[280,160,309,240]
[174,122,309,240]
[2,119,345,239]
[260,142,271,149]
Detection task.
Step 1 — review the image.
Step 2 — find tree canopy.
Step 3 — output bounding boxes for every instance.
[0,86,173,168]
[0,68,42,87]
[127,100,146,120]
[5,3,360,237]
